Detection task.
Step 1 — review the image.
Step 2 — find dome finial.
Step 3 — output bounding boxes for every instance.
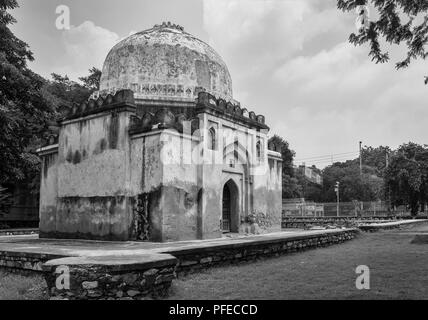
[154,21,184,31]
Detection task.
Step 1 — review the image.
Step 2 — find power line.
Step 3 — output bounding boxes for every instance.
[295,151,359,162]
[296,153,359,164]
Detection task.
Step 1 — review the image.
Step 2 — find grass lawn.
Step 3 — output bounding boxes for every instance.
[0,224,427,300]
[0,271,47,300]
[169,225,428,300]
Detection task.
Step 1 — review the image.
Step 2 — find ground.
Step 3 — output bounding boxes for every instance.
[168,224,428,300]
[0,271,47,300]
[0,224,427,300]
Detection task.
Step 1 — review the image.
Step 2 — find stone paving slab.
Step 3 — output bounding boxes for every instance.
[43,253,177,272]
[0,229,353,259]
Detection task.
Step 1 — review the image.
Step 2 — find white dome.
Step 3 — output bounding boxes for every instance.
[99,22,233,101]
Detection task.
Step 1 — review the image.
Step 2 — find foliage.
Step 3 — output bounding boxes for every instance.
[268,135,295,176]
[0,0,101,191]
[43,67,101,118]
[0,186,12,215]
[0,0,55,185]
[321,161,383,202]
[384,142,428,215]
[79,67,101,91]
[337,0,428,81]
[361,145,391,175]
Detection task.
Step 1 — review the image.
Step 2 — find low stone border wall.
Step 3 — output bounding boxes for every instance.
[164,229,359,276]
[42,254,178,300]
[0,251,66,272]
[0,228,39,236]
[281,216,426,229]
[358,219,428,232]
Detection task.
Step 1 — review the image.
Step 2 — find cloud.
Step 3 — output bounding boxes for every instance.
[203,0,348,78]
[202,0,428,167]
[55,21,120,80]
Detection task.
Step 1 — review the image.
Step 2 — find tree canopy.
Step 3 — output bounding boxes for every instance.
[338,0,428,81]
[385,142,428,215]
[0,0,101,189]
[0,0,55,185]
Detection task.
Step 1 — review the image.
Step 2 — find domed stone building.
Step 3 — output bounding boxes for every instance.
[38,22,283,242]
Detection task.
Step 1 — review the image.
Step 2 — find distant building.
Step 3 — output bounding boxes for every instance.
[295,164,323,185]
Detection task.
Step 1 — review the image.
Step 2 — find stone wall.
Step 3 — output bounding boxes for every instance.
[43,254,177,300]
[282,216,424,229]
[0,251,66,272]
[167,229,359,276]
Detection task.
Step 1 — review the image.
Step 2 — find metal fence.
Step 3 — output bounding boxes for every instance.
[283,200,410,217]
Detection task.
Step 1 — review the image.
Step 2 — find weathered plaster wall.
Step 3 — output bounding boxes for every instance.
[252,151,283,233]
[40,110,135,241]
[199,112,282,236]
[131,130,201,242]
[39,148,58,234]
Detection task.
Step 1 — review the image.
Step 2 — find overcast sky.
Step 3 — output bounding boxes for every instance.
[10,0,428,168]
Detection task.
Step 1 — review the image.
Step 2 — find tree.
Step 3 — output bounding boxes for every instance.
[268,135,295,176]
[44,72,95,116]
[0,0,55,185]
[79,67,101,91]
[268,135,303,199]
[322,160,383,202]
[385,142,428,215]
[0,1,101,192]
[337,0,428,82]
[361,145,391,176]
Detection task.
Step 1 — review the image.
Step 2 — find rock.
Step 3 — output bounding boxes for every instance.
[180,260,197,267]
[127,290,140,297]
[200,257,212,264]
[82,281,98,290]
[111,275,122,282]
[143,269,159,277]
[155,274,175,285]
[116,290,124,298]
[122,273,138,284]
[87,290,102,298]
[309,226,326,230]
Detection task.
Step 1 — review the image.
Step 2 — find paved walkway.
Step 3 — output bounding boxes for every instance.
[0,229,349,258]
[0,219,425,259]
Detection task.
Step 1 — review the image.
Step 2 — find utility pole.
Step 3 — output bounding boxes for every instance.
[359,141,363,177]
[335,181,340,217]
[386,150,391,213]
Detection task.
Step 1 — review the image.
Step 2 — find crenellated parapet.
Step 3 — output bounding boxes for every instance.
[196,92,268,130]
[65,89,136,121]
[152,21,184,31]
[129,108,200,135]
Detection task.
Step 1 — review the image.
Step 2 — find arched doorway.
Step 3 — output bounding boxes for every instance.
[222,179,239,233]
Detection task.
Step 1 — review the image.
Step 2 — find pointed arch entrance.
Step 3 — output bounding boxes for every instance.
[222,179,239,233]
